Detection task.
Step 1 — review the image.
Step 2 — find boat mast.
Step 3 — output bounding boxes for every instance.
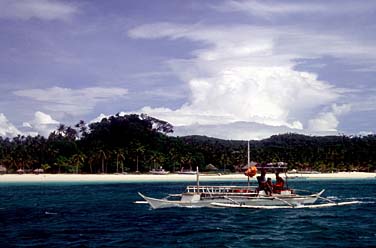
[247,140,250,187]
[196,166,200,193]
[247,140,250,167]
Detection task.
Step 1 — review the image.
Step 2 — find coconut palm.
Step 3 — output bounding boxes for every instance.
[130,142,145,172]
[86,153,96,174]
[98,149,107,173]
[72,153,86,174]
[114,149,125,173]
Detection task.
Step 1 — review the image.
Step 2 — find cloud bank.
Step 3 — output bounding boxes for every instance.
[2,1,374,140]
[127,22,357,139]
[14,86,128,116]
[0,111,60,138]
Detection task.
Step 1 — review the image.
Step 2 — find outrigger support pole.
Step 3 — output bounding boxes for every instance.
[272,196,293,207]
[224,196,243,206]
[285,170,289,189]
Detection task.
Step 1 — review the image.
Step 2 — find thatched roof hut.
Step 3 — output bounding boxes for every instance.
[205,164,218,171]
[241,161,258,170]
[33,168,44,174]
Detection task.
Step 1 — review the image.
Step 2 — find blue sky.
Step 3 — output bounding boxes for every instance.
[0,0,375,140]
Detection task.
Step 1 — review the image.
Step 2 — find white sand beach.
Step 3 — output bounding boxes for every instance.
[0,172,375,183]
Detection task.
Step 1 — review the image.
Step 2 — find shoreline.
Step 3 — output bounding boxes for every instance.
[0,172,375,183]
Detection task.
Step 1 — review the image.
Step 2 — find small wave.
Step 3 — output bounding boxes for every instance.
[45,211,58,215]
[326,196,339,200]
[326,196,376,204]
[346,197,376,201]
[341,197,376,204]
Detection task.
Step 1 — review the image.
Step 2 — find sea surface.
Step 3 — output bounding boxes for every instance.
[1,178,375,247]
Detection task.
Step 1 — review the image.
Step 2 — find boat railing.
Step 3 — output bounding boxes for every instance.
[186,185,257,194]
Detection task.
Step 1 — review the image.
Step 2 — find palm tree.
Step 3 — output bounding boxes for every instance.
[168,147,179,172]
[46,147,59,172]
[131,142,145,172]
[57,124,66,136]
[148,151,165,171]
[87,153,96,174]
[114,149,125,173]
[72,153,86,174]
[121,148,129,173]
[65,127,78,141]
[98,149,107,173]
[75,120,88,138]
[180,152,193,171]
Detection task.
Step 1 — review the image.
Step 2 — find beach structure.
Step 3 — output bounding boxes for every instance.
[177,168,196,174]
[205,163,218,171]
[33,168,44,174]
[0,165,6,174]
[149,167,169,175]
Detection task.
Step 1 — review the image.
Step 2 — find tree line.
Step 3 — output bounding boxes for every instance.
[0,114,375,173]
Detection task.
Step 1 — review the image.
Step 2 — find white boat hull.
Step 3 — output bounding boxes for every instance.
[138,190,324,209]
[138,193,203,209]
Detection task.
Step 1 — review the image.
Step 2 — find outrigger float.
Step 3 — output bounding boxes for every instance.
[136,142,361,210]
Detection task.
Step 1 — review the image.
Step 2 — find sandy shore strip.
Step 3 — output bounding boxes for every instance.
[0,172,375,183]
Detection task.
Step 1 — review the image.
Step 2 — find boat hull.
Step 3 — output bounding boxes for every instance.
[138,193,203,209]
[138,191,324,209]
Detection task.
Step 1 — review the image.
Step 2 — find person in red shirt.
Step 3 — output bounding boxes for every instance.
[273,172,285,192]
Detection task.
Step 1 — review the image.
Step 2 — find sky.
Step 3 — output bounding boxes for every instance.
[0,0,376,140]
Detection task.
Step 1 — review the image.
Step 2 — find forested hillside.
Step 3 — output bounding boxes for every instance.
[0,114,375,173]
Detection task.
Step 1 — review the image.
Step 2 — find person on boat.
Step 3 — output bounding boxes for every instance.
[266,177,273,196]
[257,169,272,195]
[273,172,285,193]
[256,169,266,185]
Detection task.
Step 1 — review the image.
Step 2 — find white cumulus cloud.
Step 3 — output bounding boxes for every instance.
[23,111,60,137]
[308,104,351,132]
[0,113,22,137]
[127,22,352,139]
[89,113,108,124]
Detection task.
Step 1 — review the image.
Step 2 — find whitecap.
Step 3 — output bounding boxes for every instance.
[45,211,58,215]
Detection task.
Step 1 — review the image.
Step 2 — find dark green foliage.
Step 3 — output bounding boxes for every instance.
[0,115,375,173]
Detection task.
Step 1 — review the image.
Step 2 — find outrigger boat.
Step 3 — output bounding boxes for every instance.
[137,164,331,209]
[137,168,360,209]
[136,142,361,209]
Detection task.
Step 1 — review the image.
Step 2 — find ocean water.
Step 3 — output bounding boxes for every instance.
[1,179,375,248]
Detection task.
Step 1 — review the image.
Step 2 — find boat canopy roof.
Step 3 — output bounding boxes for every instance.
[256,162,288,171]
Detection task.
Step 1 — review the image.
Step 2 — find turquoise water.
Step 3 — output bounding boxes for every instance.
[1,179,375,247]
